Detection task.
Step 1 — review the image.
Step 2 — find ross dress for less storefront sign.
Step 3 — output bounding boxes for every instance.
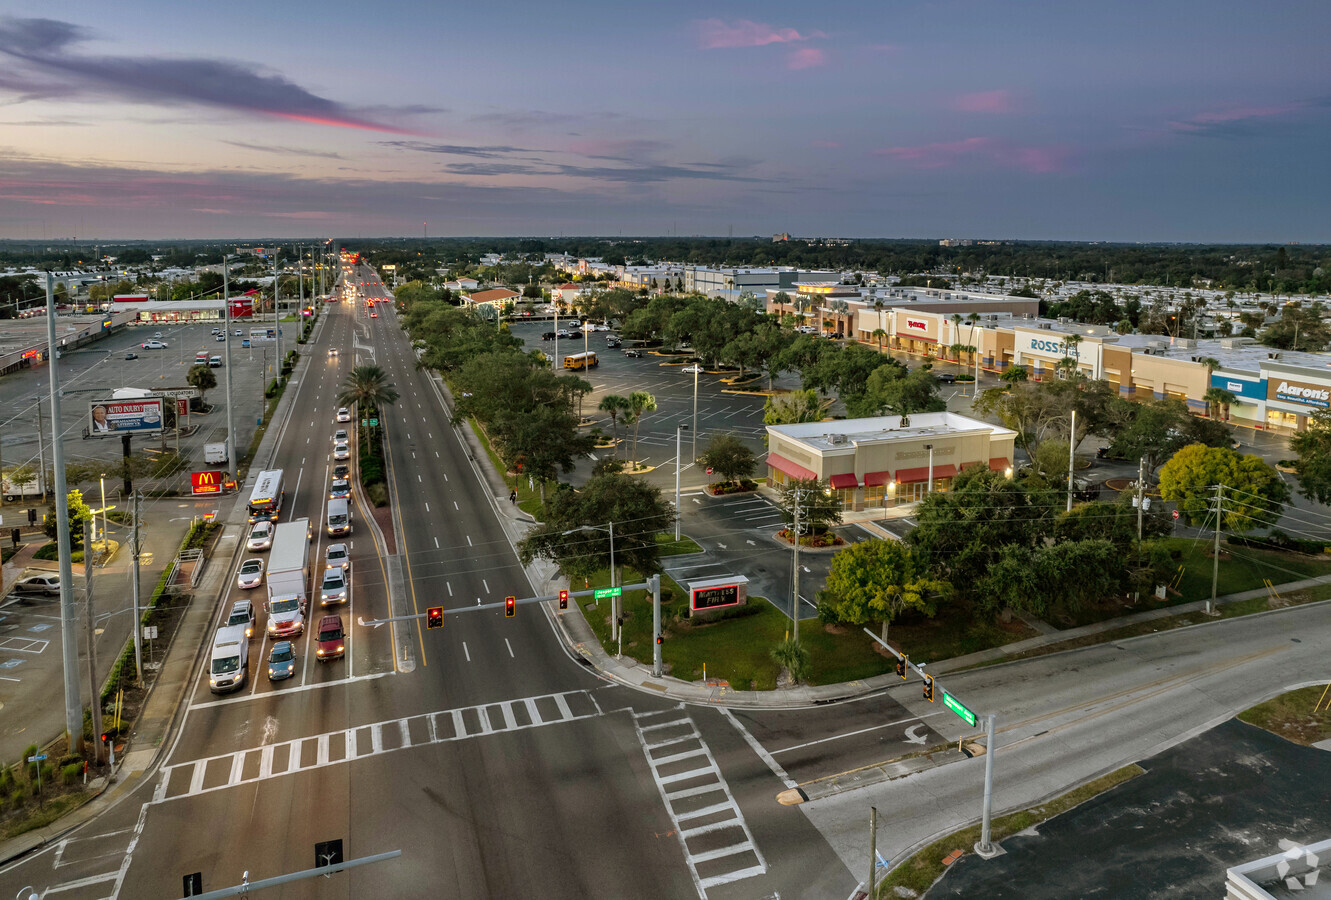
[1268,378,1331,409]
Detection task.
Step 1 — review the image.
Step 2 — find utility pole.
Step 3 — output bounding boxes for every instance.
[46,273,84,749]
[1067,408,1076,512]
[867,807,879,897]
[1209,483,1223,615]
[674,424,688,540]
[222,257,237,483]
[130,490,143,683]
[83,521,103,763]
[791,490,802,644]
[273,250,282,372]
[1136,457,1145,542]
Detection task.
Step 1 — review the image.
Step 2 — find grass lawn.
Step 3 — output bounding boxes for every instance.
[875,765,1144,898]
[1238,685,1331,746]
[1168,538,1331,601]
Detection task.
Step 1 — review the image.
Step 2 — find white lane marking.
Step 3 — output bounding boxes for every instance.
[768,713,932,756]
[482,579,490,593]
[446,581,453,596]
[442,471,447,480]
[453,501,459,510]
[719,708,798,790]
[42,870,119,894]
[418,474,422,482]
[466,535,472,546]
[632,707,768,897]
[189,671,392,710]
[462,642,471,662]
[436,451,440,458]
[505,638,514,658]
[425,503,429,512]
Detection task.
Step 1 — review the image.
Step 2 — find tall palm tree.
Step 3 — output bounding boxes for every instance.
[626,391,657,465]
[598,394,630,453]
[871,327,887,353]
[337,364,400,443]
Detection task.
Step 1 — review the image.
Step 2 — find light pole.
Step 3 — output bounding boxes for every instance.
[99,474,107,547]
[563,522,618,643]
[222,256,237,482]
[925,443,934,494]
[675,424,689,540]
[691,364,699,461]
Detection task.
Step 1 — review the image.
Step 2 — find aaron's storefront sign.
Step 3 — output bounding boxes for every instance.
[1268,378,1331,409]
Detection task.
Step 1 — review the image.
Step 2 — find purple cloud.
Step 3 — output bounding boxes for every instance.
[694,18,826,49]
[0,17,428,134]
[873,137,1071,173]
[951,90,1016,113]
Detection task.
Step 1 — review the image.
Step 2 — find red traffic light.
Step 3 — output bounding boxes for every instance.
[896,656,907,679]
[505,596,516,618]
[558,590,569,611]
[101,732,110,745]
[923,674,936,703]
[426,606,443,629]
[655,635,663,645]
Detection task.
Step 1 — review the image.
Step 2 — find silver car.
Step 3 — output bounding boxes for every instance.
[325,542,351,573]
[246,521,274,551]
[319,565,348,606]
[333,441,350,460]
[237,558,265,590]
[12,573,60,596]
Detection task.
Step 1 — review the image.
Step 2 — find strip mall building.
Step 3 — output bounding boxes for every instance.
[766,283,1331,436]
[766,413,1018,510]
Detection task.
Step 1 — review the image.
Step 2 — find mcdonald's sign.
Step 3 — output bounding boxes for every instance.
[191,470,224,495]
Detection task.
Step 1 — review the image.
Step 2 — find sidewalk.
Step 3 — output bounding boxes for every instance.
[0,353,311,867]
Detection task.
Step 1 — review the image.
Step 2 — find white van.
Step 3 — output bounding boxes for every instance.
[209,624,249,693]
[326,497,351,537]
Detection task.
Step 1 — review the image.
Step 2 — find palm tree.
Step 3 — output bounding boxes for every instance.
[871,328,887,353]
[626,391,657,466]
[337,364,400,444]
[598,394,629,453]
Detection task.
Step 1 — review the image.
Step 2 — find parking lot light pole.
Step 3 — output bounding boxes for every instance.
[222,257,237,482]
[675,424,689,540]
[692,365,699,461]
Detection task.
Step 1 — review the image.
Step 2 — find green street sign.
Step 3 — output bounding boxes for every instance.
[361,419,368,426]
[369,418,379,427]
[943,692,976,727]
[593,587,622,600]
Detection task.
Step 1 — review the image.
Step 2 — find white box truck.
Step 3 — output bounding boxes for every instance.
[204,442,228,465]
[267,519,310,583]
[209,624,249,693]
[266,519,310,639]
[2,469,45,502]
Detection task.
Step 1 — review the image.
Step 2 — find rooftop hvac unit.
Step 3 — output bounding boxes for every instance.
[826,433,848,445]
[1039,322,1053,330]
[1268,352,1281,359]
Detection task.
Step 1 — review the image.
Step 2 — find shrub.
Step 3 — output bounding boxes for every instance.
[366,483,389,507]
[60,763,81,786]
[771,638,811,683]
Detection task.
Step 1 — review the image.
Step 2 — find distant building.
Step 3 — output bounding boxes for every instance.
[463,288,520,308]
[773,233,791,242]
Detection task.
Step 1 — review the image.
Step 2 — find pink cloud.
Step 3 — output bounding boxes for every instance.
[694,18,825,49]
[787,47,827,70]
[873,137,1072,173]
[951,90,1015,114]
[1168,101,1306,133]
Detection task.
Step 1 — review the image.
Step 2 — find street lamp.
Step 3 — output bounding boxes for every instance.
[99,473,107,548]
[562,522,618,644]
[925,444,935,494]
[675,424,689,540]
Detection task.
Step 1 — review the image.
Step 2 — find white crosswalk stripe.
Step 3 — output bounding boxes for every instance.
[632,707,767,897]
[156,689,600,803]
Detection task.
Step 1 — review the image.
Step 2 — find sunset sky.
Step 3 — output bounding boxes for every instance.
[0,1,1327,242]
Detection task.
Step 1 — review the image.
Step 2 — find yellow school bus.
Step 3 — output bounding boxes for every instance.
[563,351,598,371]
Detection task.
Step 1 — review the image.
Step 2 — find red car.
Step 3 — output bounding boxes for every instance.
[315,615,345,661]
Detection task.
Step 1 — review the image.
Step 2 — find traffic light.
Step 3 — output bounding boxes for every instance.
[558,590,568,611]
[101,732,110,746]
[426,606,443,629]
[922,674,936,703]
[656,635,663,645]
[896,656,907,679]
[505,596,516,618]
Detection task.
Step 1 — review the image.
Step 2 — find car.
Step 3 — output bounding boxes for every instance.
[124,351,138,360]
[333,462,350,480]
[333,442,350,460]
[266,596,305,638]
[935,373,957,384]
[209,356,223,367]
[336,407,351,423]
[541,331,557,341]
[11,573,60,596]
[235,329,243,336]
[236,558,265,590]
[154,331,162,338]
[267,641,296,681]
[682,365,703,374]
[556,330,575,339]
[315,615,345,661]
[328,478,351,500]
[369,312,378,318]
[211,328,221,335]
[624,348,643,358]
[320,566,348,606]
[246,521,274,551]
[225,599,257,639]
[328,348,338,357]
[605,337,621,348]
[594,323,611,332]
[325,542,351,572]
[333,429,348,443]
[215,334,225,342]
[139,340,168,349]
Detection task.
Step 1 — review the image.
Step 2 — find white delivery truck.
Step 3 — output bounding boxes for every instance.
[209,624,249,693]
[2,469,45,502]
[204,442,228,465]
[266,518,310,639]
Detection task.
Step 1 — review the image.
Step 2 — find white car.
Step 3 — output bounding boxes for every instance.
[139,340,168,349]
[247,521,274,551]
[325,542,350,573]
[333,441,350,460]
[336,407,351,423]
[12,573,60,596]
[593,323,611,331]
[682,365,702,374]
[319,566,348,606]
[237,558,265,590]
[333,429,348,443]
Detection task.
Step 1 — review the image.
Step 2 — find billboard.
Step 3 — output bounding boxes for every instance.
[191,471,225,495]
[249,326,277,343]
[88,398,164,435]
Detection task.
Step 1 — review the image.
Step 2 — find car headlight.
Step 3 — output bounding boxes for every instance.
[316,648,324,656]
[336,645,344,652]
[268,668,276,676]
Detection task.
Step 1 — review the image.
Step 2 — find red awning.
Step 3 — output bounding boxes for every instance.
[896,464,958,484]
[989,457,1010,472]
[766,453,816,482]
[829,473,858,489]
[863,471,892,486]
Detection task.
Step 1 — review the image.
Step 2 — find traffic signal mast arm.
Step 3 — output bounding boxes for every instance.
[358,581,654,627]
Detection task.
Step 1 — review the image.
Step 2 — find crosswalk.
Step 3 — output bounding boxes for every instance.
[155,689,602,803]
[633,707,767,898]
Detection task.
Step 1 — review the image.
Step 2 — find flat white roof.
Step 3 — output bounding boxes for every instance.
[769,411,1016,452]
